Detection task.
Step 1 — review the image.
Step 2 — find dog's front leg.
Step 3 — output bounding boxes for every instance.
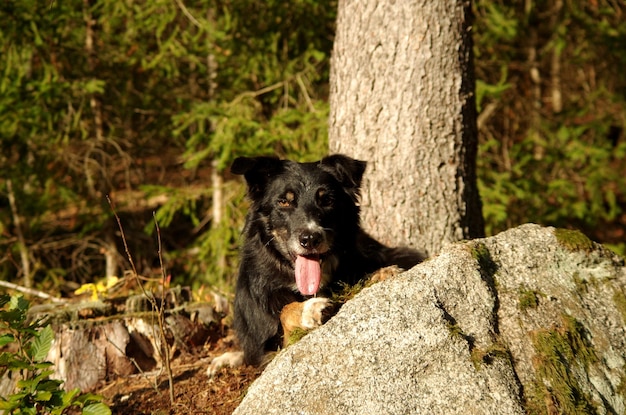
[280,297,331,346]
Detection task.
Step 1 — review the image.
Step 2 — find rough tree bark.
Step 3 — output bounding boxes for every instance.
[329,0,484,256]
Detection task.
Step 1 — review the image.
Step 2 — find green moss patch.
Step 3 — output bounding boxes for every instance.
[445,319,467,340]
[613,288,626,324]
[330,279,372,304]
[554,228,594,253]
[526,314,598,414]
[471,242,498,278]
[470,340,512,370]
[617,374,626,399]
[518,286,540,311]
[572,272,589,296]
[286,327,312,346]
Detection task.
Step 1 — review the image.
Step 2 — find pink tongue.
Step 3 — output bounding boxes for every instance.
[295,255,321,296]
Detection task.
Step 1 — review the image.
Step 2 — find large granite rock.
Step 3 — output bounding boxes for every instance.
[234,224,626,415]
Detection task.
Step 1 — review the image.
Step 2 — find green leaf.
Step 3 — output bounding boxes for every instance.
[82,402,112,415]
[61,387,81,406]
[0,333,15,347]
[74,392,104,405]
[9,295,29,313]
[17,370,55,391]
[0,401,13,410]
[0,352,30,370]
[34,390,53,402]
[0,310,24,326]
[38,378,64,392]
[0,352,15,365]
[30,325,54,362]
[32,361,54,370]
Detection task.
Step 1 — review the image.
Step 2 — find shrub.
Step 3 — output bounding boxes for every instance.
[0,294,110,415]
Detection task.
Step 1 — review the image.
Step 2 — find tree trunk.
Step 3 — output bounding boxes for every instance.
[329,0,484,256]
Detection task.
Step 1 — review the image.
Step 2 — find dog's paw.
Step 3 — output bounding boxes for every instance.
[280,297,332,346]
[206,351,244,378]
[368,265,403,284]
[300,297,331,329]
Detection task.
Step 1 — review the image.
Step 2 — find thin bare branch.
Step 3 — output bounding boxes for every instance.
[0,280,66,303]
[153,211,175,405]
[107,195,176,403]
[296,74,316,113]
[173,0,202,28]
[7,179,32,287]
[106,195,141,286]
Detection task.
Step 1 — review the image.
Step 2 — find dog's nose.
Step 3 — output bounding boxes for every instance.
[299,231,323,249]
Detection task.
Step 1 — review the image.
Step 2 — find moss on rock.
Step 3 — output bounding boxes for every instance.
[527,314,598,414]
[613,288,626,324]
[554,228,594,253]
[286,327,311,346]
[518,286,540,311]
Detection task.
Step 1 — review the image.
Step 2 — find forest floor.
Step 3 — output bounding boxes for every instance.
[94,327,262,415]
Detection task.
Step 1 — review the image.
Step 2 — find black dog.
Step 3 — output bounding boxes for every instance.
[207,154,424,375]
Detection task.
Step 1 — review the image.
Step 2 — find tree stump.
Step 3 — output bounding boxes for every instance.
[10,287,220,393]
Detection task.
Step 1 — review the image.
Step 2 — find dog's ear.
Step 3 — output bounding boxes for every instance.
[231,156,283,199]
[319,154,367,193]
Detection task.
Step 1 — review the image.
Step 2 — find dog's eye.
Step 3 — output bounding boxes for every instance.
[317,189,333,208]
[278,191,295,208]
[319,196,333,207]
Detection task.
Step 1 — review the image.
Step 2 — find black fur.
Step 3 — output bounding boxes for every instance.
[230,154,425,366]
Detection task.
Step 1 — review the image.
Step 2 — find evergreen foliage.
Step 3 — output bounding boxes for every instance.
[0,0,334,290]
[474,1,626,254]
[0,0,624,293]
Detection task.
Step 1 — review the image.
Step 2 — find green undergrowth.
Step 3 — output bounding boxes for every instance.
[526,314,598,415]
[0,294,110,415]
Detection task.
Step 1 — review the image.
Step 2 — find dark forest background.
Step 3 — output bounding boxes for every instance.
[1,0,625,296]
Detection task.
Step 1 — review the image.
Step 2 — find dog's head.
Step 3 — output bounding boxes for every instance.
[231,154,366,295]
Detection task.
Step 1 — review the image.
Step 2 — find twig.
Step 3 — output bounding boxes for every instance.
[6,179,32,287]
[154,212,175,405]
[231,80,285,105]
[0,280,66,303]
[106,196,142,288]
[295,74,316,113]
[104,331,147,379]
[173,0,202,28]
[106,197,157,369]
[230,62,324,108]
[106,195,176,405]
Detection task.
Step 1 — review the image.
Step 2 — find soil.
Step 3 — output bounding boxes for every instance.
[94,329,263,415]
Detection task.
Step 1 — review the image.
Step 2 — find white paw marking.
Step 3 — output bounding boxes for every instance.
[206,351,244,378]
[300,297,330,329]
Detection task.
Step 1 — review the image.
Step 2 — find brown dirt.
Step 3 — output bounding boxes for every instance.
[94,330,263,415]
